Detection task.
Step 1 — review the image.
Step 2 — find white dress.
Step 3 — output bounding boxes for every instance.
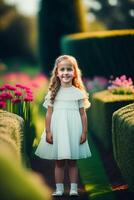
[35,86,92,160]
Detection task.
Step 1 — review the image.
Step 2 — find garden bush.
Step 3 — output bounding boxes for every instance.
[0,110,52,199]
[0,110,24,161]
[89,90,134,149]
[61,29,134,78]
[112,103,134,191]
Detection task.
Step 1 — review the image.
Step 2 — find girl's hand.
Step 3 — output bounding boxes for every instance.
[80,133,87,144]
[46,132,53,144]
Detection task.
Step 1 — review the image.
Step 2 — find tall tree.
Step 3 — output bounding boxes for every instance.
[38,0,88,76]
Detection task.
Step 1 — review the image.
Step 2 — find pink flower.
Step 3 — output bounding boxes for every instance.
[0,86,5,91]
[0,101,6,108]
[24,97,33,102]
[4,84,16,91]
[12,99,21,104]
[120,75,126,81]
[108,75,134,94]
[15,91,22,96]
[0,93,13,100]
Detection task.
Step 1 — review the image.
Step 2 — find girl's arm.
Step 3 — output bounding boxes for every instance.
[45,106,53,144]
[79,107,88,144]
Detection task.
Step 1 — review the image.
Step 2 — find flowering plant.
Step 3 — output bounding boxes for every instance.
[108,75,134,95]
[83,76,108,94]
[0,83,33,120]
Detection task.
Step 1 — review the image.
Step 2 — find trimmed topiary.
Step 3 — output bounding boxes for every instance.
[61,29,134,78]
[112,103,134,191]
[89,90,134,149]
[0,110,24,151]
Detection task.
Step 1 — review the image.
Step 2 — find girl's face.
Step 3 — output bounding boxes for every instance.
[57,60,75,86]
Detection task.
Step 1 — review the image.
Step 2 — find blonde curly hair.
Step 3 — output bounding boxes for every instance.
[48,55,89,104]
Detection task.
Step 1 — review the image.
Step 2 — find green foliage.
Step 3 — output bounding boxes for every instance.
[61,29,134,78]
[89,90,134,149]
[0,0,37,63]
[38,0,88,75]
[112,103,134,191]
[0,109,51,199]
[0,149,51,200]
[0,133,21,163]
[0,110,24,151]
[78,134,115,200]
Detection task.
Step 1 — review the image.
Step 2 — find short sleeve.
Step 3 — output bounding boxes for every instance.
[78,99,84,108]
[42,92,53,109]
[78,99,91,109]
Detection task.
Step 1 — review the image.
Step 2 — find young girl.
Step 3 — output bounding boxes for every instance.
[35,55,91,196]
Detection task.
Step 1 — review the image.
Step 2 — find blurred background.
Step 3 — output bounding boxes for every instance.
[0,1,134,200]
[0,0,134,75]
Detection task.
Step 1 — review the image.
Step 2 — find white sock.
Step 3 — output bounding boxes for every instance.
[56,183,64,191]
[70,183,77,191]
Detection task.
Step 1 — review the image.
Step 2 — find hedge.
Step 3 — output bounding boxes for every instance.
[88,90,134,149]
[0,110,24,162]
[61,29,134,78]
[112,103,134,191]
[0,110,51,199]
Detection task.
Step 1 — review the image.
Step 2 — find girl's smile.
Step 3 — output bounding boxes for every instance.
[57,60,75,86]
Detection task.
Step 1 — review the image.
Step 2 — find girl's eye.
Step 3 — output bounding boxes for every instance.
[67,67,73,71]
[60,68,65,71]
[59,66,73,72]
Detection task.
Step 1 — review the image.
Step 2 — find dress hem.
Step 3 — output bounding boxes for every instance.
[35,154,92,160]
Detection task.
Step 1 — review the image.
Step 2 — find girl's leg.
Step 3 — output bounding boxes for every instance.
[55,160,65,183]
[68,159,79,196]
[68,159,78,183]
[52,160,65,196]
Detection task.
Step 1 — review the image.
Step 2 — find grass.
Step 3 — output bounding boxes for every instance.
[78,133,116,200]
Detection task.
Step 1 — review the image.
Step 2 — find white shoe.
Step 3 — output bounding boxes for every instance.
[52,190,64,196]
[69,190,79,196]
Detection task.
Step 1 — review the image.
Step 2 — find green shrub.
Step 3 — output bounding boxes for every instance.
[0,110,24,154]
[0,110,52,199]
[89,90,134,149]
[61,29,134,78]
[0,133,21,163]
[0,149,51,200]
[112,103,134,191]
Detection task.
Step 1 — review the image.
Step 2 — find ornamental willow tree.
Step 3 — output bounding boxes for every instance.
[38,0,88,76]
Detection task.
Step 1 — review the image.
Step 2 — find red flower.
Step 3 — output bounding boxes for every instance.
[0,86,5,91]
[15,91,22,96]
[15,84,25,89]
[24,97,33,102]
[0,93,13,100]
[4,84,16,91]
[12,99,21,104]
[0,101,6,108]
